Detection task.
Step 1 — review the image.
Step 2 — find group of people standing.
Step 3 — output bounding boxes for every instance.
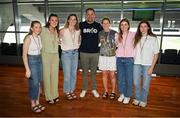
[22,7,159,113]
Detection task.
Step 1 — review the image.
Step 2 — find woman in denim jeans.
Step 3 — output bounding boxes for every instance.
[116,18,135,104]
[59,14,80,100]
[132,20,159,107]
[22,21,45,113]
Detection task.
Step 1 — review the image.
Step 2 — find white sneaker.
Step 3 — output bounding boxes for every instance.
[80,90,87,98]
[123,97,130,104]
[91,90,100,98]
[117,94,124,102]
[132,99,140,106]
[139,101,147,107]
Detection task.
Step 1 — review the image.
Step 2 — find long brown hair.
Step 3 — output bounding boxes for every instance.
[64,14,79,30]
[45,13,59,33]
[118,18,130,43]
[134,20,156,47]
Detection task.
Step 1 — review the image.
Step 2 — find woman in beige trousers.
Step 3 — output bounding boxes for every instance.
[40,14,60,104]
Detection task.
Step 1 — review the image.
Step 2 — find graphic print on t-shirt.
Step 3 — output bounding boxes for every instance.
[83,28,98,34]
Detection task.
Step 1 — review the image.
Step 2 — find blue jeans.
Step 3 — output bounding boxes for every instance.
[28,55,42,100]
[117,57,134,97]
[133,64,152,103]
[61,49,78,93]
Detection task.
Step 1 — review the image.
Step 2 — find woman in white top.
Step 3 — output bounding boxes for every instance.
[22,21,45,113]
[59,14,80,100]
[132,20,159,107]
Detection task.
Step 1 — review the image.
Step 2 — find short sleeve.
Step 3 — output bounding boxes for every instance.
[152,37,159,54]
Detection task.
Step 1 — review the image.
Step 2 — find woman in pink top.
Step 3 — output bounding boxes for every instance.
[116,18,135,104]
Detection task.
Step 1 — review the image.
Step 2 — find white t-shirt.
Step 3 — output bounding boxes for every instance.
[134,35,159,65]
[28,35,42,55]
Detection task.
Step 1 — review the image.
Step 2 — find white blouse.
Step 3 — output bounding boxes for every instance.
[60,28,80,51]
[134,35,159,65]
[28,35,42,55]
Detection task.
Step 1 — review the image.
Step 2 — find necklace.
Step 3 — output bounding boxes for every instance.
[106,30,110,43]
[121,32,129,56]
[68,28,76,45]
[140,35,148,53]
[122,32,129,49]
[32,35,41,54]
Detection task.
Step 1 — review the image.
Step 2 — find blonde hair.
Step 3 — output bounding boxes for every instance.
[28,20,41,35]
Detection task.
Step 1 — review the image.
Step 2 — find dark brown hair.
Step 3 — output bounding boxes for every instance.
[86,8,95,14]
[101,17,110,24]
[45,13,59,33]
[134,20,156,47]
[118,18,130,43]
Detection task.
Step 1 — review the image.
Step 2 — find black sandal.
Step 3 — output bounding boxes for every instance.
[66,93,73,100]
[53,97,59,103]
[71,93,77,99]
[31,105,41,113]
[37,104,45,111]
[109,93,116,100]
[102,92,108,99]
[46,100,54,104]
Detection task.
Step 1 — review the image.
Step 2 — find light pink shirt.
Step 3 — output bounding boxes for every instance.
[115,31,135,57]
